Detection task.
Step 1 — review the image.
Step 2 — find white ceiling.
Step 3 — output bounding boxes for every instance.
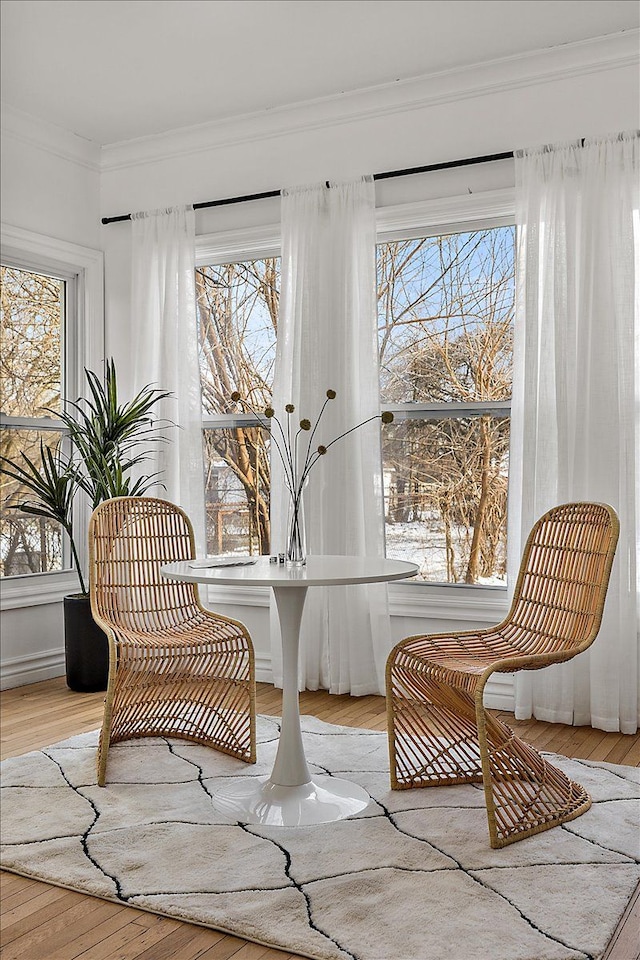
[1,0,638,147]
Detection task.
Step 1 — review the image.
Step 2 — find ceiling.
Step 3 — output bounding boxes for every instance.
[1,0,638,147]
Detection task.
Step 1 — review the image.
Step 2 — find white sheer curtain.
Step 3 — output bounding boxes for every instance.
[270,177,391,695]
[131,205,206,551]
[509,132,639,733]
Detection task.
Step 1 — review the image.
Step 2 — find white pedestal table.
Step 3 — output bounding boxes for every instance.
[161,555,418,826]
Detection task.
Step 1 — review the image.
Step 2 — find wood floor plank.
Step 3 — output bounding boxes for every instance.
[1,676,638,960]
[560,725,610,761]
[568,728,611,760]
[45,903,132,960]
[70,913,176,960]
[624,736,640,766]
[198,934,256,960]
[87,914,184,960]
[0,881,46,912]
[0,873,38,904]
[1,882,73,931]
[604,736,639,765]
[132,923,217,960]
[225,942,285,960]
[601,880,640,960]
[40,900,123,954]
[164,926,229,960]
[1,889,84,947]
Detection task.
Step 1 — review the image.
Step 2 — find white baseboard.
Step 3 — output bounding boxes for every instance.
[255,654,274,685]
[483,675,515,712]
[0,648,65,690]
[254,654,515,713]
[1,650,271,691]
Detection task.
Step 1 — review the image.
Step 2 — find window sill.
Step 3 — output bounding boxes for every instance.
[3,574,509,626]
[0,571,83,611]
[202,579,509,624]
[388,581,509,623]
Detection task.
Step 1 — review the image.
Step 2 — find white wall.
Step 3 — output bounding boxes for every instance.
[0,603,66,690]
[99,34,637,217]
[2,32,638,692]
[1,108,101,249]
[0,108,102,688]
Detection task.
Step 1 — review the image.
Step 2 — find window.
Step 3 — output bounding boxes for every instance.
[1,264,69,577]
[0,224,103,607]
[378,228,514,584]
[196,215,514,587]
[197,258,280,557]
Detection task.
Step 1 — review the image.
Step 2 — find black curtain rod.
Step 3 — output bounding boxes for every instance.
[101,150,514,225]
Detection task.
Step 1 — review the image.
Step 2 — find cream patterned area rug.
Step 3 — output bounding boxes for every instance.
[1,715,639,960]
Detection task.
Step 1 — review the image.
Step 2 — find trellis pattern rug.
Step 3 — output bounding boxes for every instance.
[1,715,639,960]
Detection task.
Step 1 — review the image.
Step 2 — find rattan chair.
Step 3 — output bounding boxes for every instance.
[90,496,256,786]
[386,501,619,848]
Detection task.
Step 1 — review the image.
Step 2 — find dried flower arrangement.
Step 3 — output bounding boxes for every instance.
[231,389,393,563]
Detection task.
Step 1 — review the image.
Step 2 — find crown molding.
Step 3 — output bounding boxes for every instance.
[101,30,638,173]
[1,103,101,172]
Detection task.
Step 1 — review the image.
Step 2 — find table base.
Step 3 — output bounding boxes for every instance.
[210,775,372,826]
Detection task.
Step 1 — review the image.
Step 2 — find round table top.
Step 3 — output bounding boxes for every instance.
[161,555,419,588]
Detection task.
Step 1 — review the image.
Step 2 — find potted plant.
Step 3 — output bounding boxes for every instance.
[0,359,172,692]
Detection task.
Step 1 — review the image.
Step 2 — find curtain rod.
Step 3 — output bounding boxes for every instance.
[100,150,514,225]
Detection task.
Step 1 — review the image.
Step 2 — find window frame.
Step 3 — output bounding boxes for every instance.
[197,228,280,565]
[195,188,515,619]
[377,188,514,614]
[0,223,104,610]
[1,262,75,580]
[196,227,281,436]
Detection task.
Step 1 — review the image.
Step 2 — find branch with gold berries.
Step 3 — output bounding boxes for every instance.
[230,389,393,502]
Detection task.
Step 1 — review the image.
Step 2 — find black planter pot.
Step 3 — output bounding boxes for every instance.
[63,595,110,693]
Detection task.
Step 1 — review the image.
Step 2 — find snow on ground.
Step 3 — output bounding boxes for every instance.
[385,520,506,586]
[210,513,507,587]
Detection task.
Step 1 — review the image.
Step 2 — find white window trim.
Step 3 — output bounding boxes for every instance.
[196,224,280,267]
[0,223,104,610]
[376,187,515,239]
[195,186,515,622]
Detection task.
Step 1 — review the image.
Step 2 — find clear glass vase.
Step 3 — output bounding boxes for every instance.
[286,491,306,566]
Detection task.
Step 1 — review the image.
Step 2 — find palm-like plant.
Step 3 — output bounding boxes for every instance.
[1,442,86,591]
[54,359,171,509]
[0,359,172,594]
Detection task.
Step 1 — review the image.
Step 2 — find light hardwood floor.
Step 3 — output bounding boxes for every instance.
[1,678,638,960]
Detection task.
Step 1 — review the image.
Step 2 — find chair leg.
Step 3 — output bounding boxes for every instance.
[97,694,114,787]
[388,662,484,788]
[97,642,256,786]
[96,645,118,787]
[476,701,591,848]
[387,656,592,848]
[106,679,256,762]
